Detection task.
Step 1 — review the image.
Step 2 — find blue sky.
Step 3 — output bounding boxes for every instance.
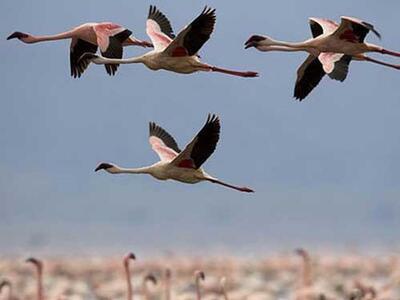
[1,0,399,256]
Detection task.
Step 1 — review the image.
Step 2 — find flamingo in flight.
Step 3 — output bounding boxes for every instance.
[95,114,254,193]
[80,6,258,78]
[7,23,152,77]
[245,16,400,100]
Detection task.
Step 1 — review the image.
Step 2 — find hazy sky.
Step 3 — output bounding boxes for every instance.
[1,0,399,256]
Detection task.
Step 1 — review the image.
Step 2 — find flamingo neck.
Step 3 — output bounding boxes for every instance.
[36,268,44,300]
[195,278,202,300]
[164,272,171,300]
[265,39,311,52]
[124,261,133,300]
[110,166,152,175]
[28,31,74,43]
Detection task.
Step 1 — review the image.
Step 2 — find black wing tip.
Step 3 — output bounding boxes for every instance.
[362,21,381,39]
[206,113,220,125]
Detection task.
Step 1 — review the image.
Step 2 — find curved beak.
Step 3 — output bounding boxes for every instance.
[7,31,28,40]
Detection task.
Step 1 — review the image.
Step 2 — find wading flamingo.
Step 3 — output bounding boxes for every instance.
[164,269,171,300]
[79,6,258,78]
[94,114,254,193]
[194,271,205,300]
[26,258,44,300]
[245,17,400,100]
[142,274,157,300]
[7,23,152,77]
[124,253,136,300]
[0,279,19,300]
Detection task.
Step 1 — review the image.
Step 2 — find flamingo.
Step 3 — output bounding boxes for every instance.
[0,280,19,300]
[245,16,400,100]
[79,6,258,78]
[26,258,44,300]
[94,114,254,193]
[123,252,136,300]
[164,269,171,300]
[219,277,229,300]
[142,274,157,300]
[194,271,205,300]
[7,23,152,77]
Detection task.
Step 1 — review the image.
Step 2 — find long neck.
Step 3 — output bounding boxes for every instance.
[29,31,75,43]
[266,38,311,52]
[96,55,145,65]
[164,272,171,300]
[195,278,202,300]
[36,267,44,300]
[111,166,153,175]
[125,261,133,300]
[142,281,150,300]
[300,255,312,287]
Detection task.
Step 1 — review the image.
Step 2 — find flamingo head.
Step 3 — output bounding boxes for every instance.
[145,274,158,285]
[245,35,275,50]
[195,270,205,281]
[26,257,43,270]
[123,252,136,266]
[7,31,32,43]
[95,162,117,173]
[0,280,11,291]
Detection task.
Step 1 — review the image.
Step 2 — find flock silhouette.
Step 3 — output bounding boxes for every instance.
[7,5,399,192]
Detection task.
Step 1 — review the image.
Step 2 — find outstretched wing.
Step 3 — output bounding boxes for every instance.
[309,18,339,37]
[94,23,132,75]
[294,55,325,101]
[164,7,216,57]
[171,114,220,169]
[146,5,175,51]
[333,16,381,43]
[70,38,98,78]
[149,122,180,162]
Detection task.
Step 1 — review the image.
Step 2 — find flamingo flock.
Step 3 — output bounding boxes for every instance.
[6,5,400,190]
[1,251,399,299]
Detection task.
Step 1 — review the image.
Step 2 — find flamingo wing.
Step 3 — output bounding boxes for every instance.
[333,16,381,43]
[319,53,352,81]
[294,55,325,101]
[70,38,98,78]
[94,23,132,75]
[171,114,220,169]
[149,122,181,162]
[146,6,175,51]
[309,18,339,37]
[164,7,216,57]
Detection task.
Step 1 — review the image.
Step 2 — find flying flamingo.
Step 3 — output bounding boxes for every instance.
[245,16,400,100]
[194,271,205,300]
[79,6,258,78]
[7,23,152,77]
[26,258,44,300]
[94,114,254,193]
[123,252,136,300]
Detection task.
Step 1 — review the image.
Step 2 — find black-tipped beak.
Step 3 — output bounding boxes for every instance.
[199,271,205,280]
[244,40,255,49]
[95,163,113,172]
[127,252,136,260]
[244,35,266,49]
[7,31,28,40]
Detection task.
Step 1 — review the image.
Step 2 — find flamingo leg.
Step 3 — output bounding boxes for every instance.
[364,56,400,70]
[380,48,400,57]
[206,178,254,193]
[202,64,258,78]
